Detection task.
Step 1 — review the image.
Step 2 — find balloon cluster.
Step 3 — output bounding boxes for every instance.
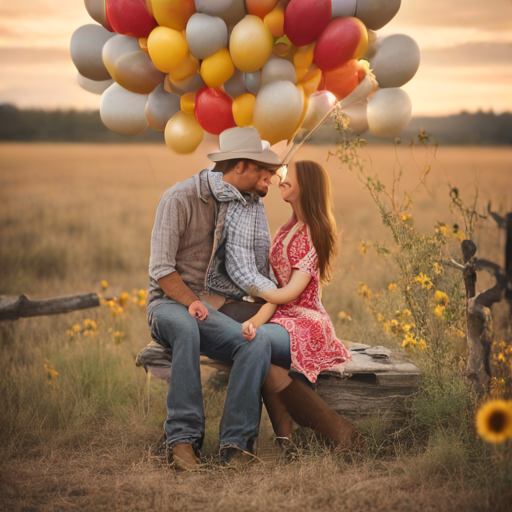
[71,0,420,153]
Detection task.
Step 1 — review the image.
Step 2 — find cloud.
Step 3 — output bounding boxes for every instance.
[420,42,512,67]
[392,0,512,30]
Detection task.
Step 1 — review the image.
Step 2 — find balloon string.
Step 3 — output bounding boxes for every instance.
[282,74,376,166]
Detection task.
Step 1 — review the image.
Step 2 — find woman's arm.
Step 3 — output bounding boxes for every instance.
[242,302,277,340]
[259,270,312,305]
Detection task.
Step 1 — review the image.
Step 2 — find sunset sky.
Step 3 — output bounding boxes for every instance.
[0,0,511,115]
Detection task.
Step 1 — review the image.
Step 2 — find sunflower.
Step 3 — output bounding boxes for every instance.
[476,400,512,443]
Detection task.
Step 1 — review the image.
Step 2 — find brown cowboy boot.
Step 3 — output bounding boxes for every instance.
[262,390,294,438]
[170,443,202,472]
[279,378,358,448]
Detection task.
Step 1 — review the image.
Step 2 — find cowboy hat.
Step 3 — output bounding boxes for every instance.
[207,127,281,166]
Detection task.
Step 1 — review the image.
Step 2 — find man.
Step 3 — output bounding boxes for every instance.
[147,127,281,470]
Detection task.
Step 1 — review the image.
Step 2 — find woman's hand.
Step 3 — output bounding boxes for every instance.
[188,300,209,321]
[242,321,257,340]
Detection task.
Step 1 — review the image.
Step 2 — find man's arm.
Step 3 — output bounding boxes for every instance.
[157,272,200,307]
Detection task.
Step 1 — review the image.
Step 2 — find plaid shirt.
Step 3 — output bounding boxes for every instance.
[206,171,277,298]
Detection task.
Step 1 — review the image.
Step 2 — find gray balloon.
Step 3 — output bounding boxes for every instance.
[218,0,247,26]
[224,68,248,98]
[341,101,369,135]
[84,0,112,31]
[370,34,420,88]
[331,0,357,18]
[70,24,115,81]
[244,71,261,95]
[102,34,141,75]
[355,0,401,31]
[186,14,228,60]
[77,73,113,95]
[164,73,206,95]
[146,84,181,131]
[194,0,233,15]
[101,83,149,136]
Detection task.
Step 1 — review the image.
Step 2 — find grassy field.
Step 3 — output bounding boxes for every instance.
[1,142,511,511]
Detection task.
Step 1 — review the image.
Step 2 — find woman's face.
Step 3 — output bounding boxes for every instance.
[279,163,300,204]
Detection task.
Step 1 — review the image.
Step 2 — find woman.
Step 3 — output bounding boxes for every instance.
[242,160,357,447]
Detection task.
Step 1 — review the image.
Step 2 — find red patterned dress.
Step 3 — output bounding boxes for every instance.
[269,220,350,383]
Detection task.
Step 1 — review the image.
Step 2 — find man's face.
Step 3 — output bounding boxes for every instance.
[239,161,279,198]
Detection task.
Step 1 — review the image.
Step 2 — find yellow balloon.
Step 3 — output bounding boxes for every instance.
[229,15,274,73]
[232,93,256,127]
[200,47,234,88]
[165,111,204,153]
[168,54,200,82]
[148,26,189,73]
[293,44,315,70]
[180,91,196,114]
[146,0,196,31]
[299,66,322,96]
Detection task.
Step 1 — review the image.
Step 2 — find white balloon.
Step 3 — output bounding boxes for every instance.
[244,71,261,94]
[194,0,233,15]
[301,91,336,131]
[146,84,181,131]
[367,88,412,137]
[70,24,114,81]
[186,14,228,60]
[223,68,248,97]
[341,101,368,135]
[100,83,149,136]
[84,0,111,30]
[261,57,296,86]
[355,0,401,31]
[253,80,304,145]
[77,73,113,95]
[331,0,357,18]
[370,34,420,88]
[102,34,141,71]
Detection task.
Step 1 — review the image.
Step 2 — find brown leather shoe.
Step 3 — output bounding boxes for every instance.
[170,443,202,472]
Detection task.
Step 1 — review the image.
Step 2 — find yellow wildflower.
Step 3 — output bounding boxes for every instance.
[44,359,59,383]
[376,313,384,323]
[357,283,373,300]
[66,329,74,337]
[432,262,444,275]
[138,289,148,299]
[413,272,433,290]
[83,319,97,330]
[107,300,116,308]
[417,339,427,350]
[388,283,397,291]
[476,400,512,443]
[402,332,418,350]
[72,324,81,333]
[435,291,449,306]
[382,322,391,332]
[454,230,465,242]
[138,298,147,307]
[101,280,109,290]
[111,306,124,316]
[403,324,412,333]
[113,331,125,345]
[497,353,506,363]
[357,241,368,255]
[337,311,352,322]
[438,225,450,237]
[119,292,131,307]
[434,305,445,318]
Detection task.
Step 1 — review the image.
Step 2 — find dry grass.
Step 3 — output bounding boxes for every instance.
[1,142,512,511]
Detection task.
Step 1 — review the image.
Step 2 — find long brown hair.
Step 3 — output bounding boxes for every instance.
[295,160,338,284]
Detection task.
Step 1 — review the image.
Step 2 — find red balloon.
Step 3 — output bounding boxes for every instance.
[314,17,368,72]
[322,60,363,100]
[106,0,158,39]
[195,86,236,135]
[284,0,331,47]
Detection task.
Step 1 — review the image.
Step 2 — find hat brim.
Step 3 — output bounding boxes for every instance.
[207,149,281,166]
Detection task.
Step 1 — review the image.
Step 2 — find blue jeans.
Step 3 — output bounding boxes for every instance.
[148,301,290,452]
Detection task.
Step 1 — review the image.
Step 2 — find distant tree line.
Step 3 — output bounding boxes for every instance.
[0,104,510,145]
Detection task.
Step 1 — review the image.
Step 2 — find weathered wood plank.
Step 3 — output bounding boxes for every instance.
[0,293,100,321]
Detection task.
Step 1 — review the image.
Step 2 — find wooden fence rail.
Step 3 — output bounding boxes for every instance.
[0,293,100,321]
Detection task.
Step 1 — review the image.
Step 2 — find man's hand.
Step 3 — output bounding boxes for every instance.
[188,300,209,321]
[242,320,257,340]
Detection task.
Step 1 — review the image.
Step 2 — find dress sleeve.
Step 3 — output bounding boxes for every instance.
[291,228,319,277]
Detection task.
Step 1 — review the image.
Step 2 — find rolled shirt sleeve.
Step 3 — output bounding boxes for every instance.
[149,192,187,283]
